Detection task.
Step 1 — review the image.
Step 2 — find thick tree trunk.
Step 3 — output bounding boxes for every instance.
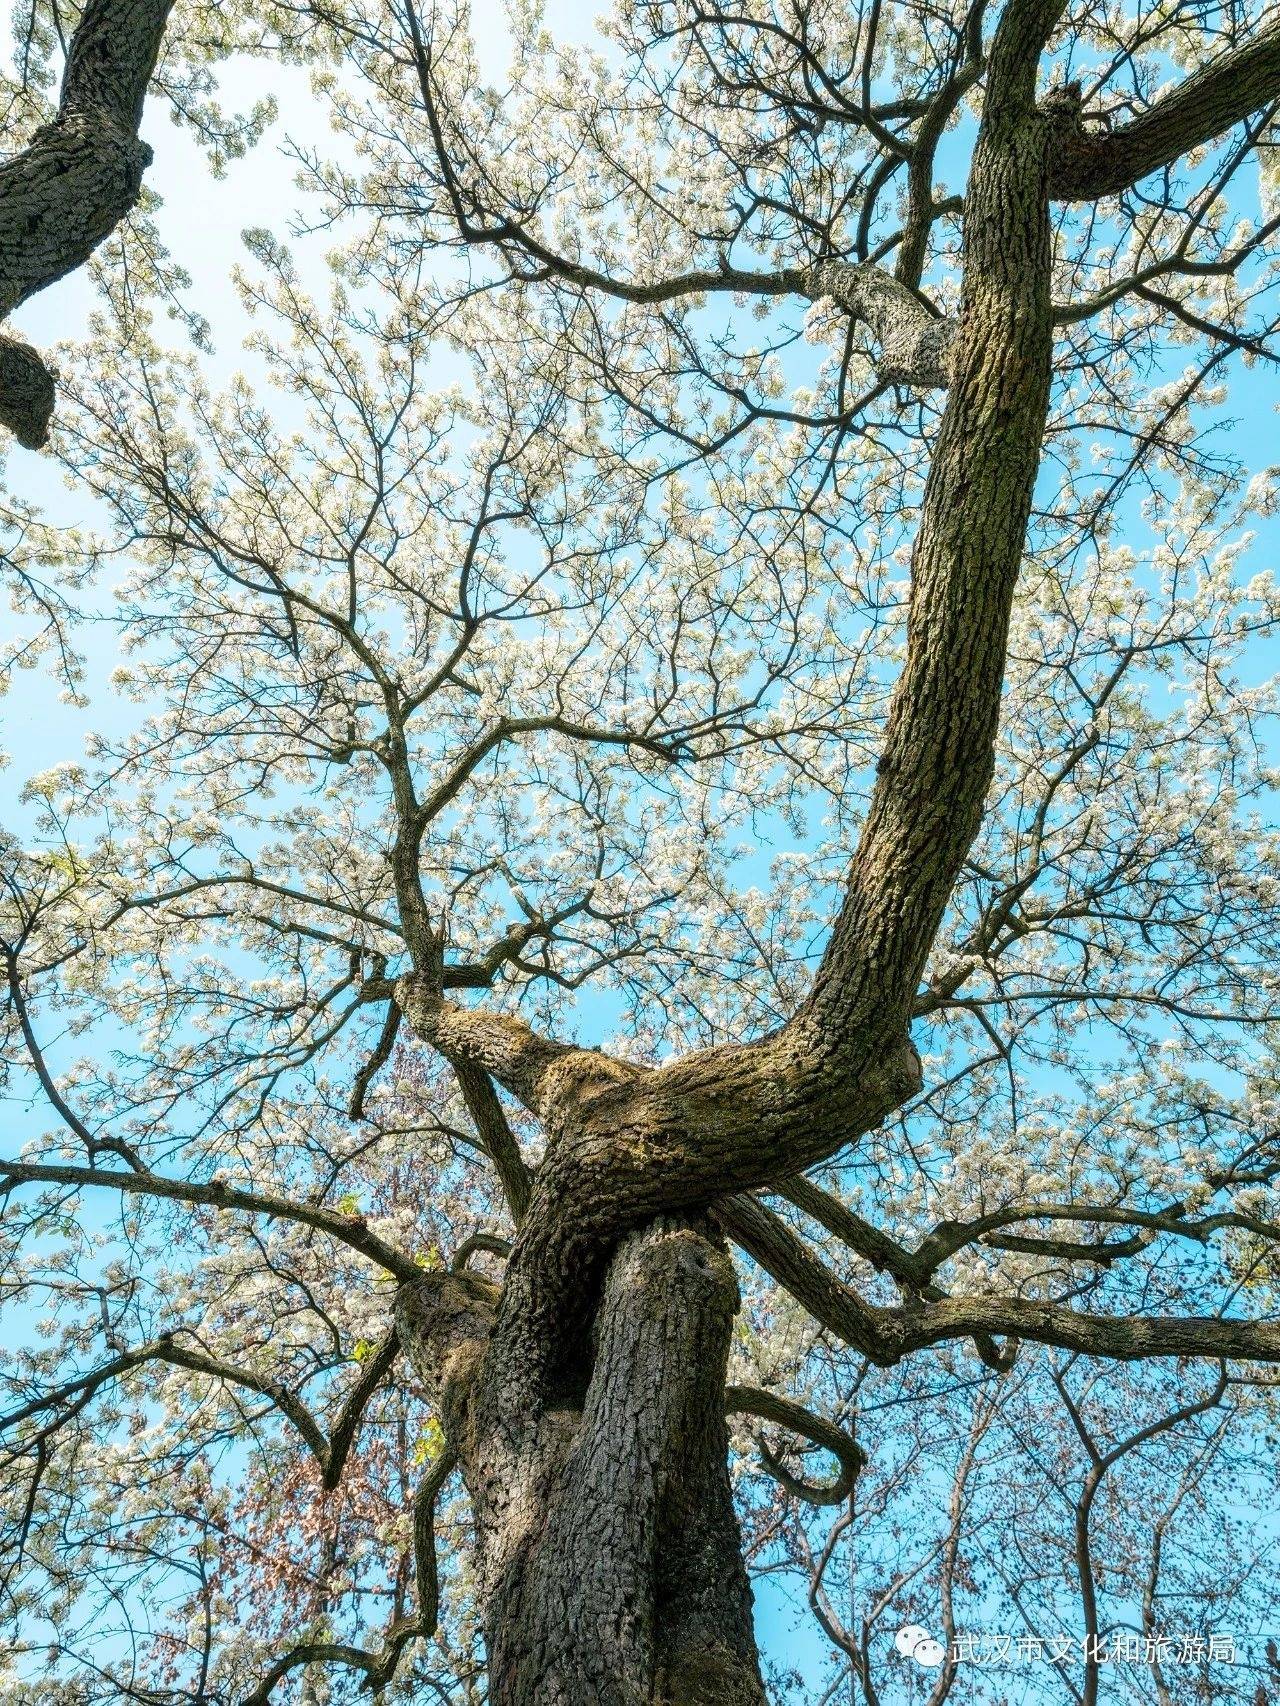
[398,1217,767,1705]
[391,13,1071,1702]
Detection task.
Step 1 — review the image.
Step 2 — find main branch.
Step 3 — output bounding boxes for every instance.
[721,1196,1280,1367]
[1050,18,1280,199]
[0,0,174,446]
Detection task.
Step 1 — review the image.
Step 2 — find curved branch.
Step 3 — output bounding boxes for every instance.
[776,1175,1280,1292]
[452,1230,513,1272]
[722,1195,1280,1367]
[0,1335,324,1454]
[800,0,1063,1048]
[726,1385,865,1506]
[0,1158,422,1281]
[911,1198,1280,1280]
[395,975,588,1114]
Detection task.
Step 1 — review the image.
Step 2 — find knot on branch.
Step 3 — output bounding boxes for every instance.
[620,1215,741,1323]
[0,336,56,449]
[394,971,631,1121]
[394,973,451,1043]
[804,261,954,389]
[1040,80,1084,124]
[396,1269,497,1443]
[5,117,155,273]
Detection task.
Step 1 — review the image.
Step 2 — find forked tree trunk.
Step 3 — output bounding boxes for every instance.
[398,1216,768,1705]
[391,12,1071,1701]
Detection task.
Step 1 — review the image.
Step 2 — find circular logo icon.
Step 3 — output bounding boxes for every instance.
[896,1625,946,1667]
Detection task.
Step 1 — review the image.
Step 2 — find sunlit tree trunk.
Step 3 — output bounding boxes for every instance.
[399,1216,767,1704]
[394,11,1065,1700]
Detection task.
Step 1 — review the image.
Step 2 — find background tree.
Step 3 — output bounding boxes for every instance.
[5,1,1280,1701]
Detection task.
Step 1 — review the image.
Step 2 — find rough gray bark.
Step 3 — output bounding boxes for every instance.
[398,1218,766,1705]
[0,0,174,447]
[804,262,955,387]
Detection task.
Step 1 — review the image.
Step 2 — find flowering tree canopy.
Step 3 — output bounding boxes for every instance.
[4,1,1280,1701]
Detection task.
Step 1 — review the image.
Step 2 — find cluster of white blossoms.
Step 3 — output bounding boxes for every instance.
[3,0,1280,1699]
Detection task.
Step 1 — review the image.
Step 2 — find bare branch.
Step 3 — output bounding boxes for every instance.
[0,1158,422,1281]
[722,1195,1280,1367]
[726,1385,865,1505]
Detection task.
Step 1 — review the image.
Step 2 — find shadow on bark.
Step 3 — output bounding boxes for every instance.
[399,1216,768,1705]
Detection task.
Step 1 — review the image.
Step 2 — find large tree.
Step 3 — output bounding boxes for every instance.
[5,1,1280,1701]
